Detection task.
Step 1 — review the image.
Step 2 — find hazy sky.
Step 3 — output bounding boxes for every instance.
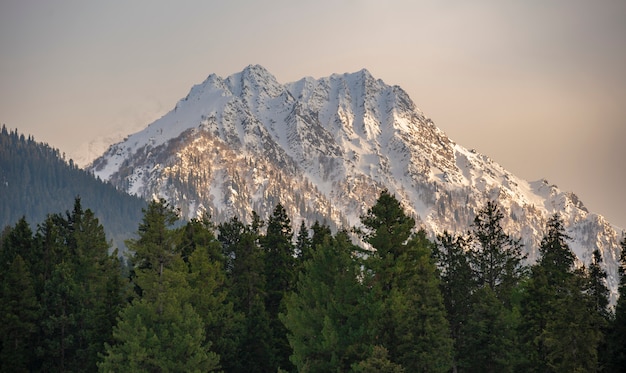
[1,0,625,229]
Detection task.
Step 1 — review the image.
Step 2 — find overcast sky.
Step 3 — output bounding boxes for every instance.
[1,0,625,229]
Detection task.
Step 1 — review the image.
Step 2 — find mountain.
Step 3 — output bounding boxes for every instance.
[0,126,146,250]
[89,64,623,298]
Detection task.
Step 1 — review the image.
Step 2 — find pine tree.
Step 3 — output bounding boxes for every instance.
[282,230,371,372]
[456,200,526,371]
[520,213,602,372]
[218,215,273,373]
[544,267,602,373]
[353,346,405,373]
[588,248,610,371]
[32,198,126,372]
[0,216,34,269]
[360,190,453,372]
[519,214,574,372]
[310,220,332,251]
[99,298,219,372]
[459,286,518,373]
[469,200,526,303]
[183,218,241,372]
[295,219,312,265]
[178,214,222,264]
[100,198,220,372]
[0,255,40,372]
[72,202,127,371]
[127,198,180,277]
[433,231,475,372]
[261,203,296,372]
[588,249,610,322]
[606,235,626,372]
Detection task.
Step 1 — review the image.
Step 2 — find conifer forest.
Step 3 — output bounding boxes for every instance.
[2,190,626,372]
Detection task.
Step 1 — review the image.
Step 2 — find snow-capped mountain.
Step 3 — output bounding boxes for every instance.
[90,64,623,299]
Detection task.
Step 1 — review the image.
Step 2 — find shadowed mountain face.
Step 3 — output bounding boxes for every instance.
[90,64,623,298]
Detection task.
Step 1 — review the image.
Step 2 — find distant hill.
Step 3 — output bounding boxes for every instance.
[0,125,145,251]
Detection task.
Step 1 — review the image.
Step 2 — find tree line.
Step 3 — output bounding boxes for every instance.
[1,191,625,372]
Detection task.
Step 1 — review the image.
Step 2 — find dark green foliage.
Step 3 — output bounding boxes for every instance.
[2,179,623,373]
[218,215,273,373]
[178,214,222,264]
[310,220,332,251]
[295,219,312,264]
[261,203,297,372]
[588,249,610,321]
[0,255,40,372]
[182,219,241,372]
[99,298,220,372]
[469,200,526,303]
[606,235,626,372]
[360,190,453,372]
[353,346,405,373]
[434,201,527,372]
[127,198,180,275]
[100,198,222,372]
[459,287,518,373]
[519,214,580,372]
[0,198,126,372]
[282,230,372,372]
[0,126,145,251]
[520,214,604,372]
[433,231,474,371]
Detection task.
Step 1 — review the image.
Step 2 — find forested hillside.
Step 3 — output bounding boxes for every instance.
[1,192,624,372]
[0,126,145,249]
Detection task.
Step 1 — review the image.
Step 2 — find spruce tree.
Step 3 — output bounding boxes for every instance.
[353,346,405,373]
[460,286,518,373]
[588,248,610,371]
[295,219,312,265]
[99,298,219,372]
[359,190,453,372]
[183,218,241,372]
[127,198,180,277]
[1,198,126,372]
[282,230,371,372]
[458,200,526,371]
[606,235,626,372]
[520,213,602,372]
[0,255,40,372]
[588,249,610,321]
[433,231,475,372]
[261,203,296,372]
[469,200,526,303]
[101,198,220,372]
[218,215,273,373]
[310,220,332,251]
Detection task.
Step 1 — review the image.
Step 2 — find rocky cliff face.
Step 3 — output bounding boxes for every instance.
[90,64,623,299]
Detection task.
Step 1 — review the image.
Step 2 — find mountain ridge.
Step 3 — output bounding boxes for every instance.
[89,64,623,299]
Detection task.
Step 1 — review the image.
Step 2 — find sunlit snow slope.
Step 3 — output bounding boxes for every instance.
[90,65,623,299]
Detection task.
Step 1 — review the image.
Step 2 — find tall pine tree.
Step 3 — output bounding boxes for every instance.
[218,214,273,373]
[520,213,602,372]
[433,231,475,372]
[606,234,626,372]
[459,200,526,372]
[359,190,453,372]
[282,230,372,372]
[100,198,220,372]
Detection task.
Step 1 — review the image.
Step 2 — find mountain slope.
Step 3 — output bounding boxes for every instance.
[89,65,623,298]
[0,126,146,250]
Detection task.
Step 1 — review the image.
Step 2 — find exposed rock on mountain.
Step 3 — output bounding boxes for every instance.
[90,65,623,298]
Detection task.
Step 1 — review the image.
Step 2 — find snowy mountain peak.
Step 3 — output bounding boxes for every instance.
[226,64,283,98]
[90,65,623,300]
